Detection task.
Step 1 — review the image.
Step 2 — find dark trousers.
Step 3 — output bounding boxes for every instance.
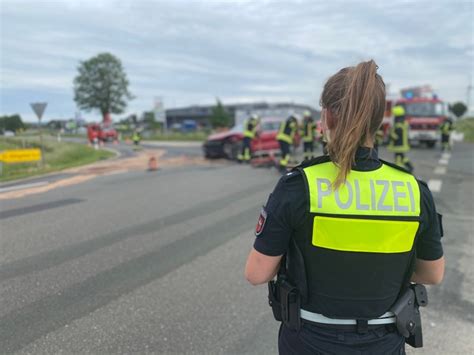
[239,137,252,161]
[279,323,405,355]
[279,140,290,167]
[441,134,450,151]
[303,141,314,160]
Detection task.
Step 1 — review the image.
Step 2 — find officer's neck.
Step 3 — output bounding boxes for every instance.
[362,137,374,148]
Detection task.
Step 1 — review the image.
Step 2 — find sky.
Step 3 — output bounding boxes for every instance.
[0,0,473,122]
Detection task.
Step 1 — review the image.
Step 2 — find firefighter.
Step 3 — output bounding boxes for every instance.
[276,114,298,171]
[245,60,444,354]
[301,111,317,160]
[238,114,260,163]
[439,116,454,152]
[388,105,414,172]
[132,130,141,146]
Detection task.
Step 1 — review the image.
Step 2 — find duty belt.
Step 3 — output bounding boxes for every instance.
[300,309,396,325]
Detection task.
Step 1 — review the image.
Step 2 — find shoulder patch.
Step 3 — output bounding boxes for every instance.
[255,206,267,237]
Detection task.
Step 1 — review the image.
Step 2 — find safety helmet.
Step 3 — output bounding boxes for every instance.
[303,110,311,118]
[392,105,406,117]
[250,114,260,121]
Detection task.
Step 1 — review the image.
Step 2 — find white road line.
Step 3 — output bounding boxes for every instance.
[441,153,451,160]
[0,181,49,193]
[434,166,447,175]
[428,179,442,193]
[439,158,449,166]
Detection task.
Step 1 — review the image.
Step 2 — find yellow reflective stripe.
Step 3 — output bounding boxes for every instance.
[313,216,419,253]
[304,163,421,217]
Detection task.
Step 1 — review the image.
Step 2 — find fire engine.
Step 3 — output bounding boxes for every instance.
[384,86,446,148]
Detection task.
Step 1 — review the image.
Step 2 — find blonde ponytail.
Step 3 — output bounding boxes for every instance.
[321,60,385,189]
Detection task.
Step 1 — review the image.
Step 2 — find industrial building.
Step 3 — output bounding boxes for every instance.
[165,102,319,128]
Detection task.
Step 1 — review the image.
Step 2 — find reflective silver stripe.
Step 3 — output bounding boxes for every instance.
[300,309,396,325]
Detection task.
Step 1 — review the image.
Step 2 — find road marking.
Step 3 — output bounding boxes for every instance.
[434,166,447,175]
[441,153,451,160]
[0,181,49,193]
[439,158,449,166]
[428,179,442,192]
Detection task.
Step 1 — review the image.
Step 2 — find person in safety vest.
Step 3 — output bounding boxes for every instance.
[277,115,298,172]
[238,114,260,162]
[245,60,445,354]
[439,117,454,152]
[301,110,317,160]
[132,130,141,146]
[388,105,414,172]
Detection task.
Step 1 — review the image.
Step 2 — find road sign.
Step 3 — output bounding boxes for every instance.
[0,149,42,163]
[30,102,48,120]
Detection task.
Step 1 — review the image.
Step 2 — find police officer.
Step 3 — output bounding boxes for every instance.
[439,116,454,152]
[245,60,444,354]
[301,111,317,160]
[238,114,260,163]
[388,105,414,172]
[277,114,298,171]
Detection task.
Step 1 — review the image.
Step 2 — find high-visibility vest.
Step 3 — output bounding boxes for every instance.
[277,119,297,144]
[243,118,258,139]
[440,120,453,135]
[302,120,315,143]
[298,159,421,318]
[388,120,410,153]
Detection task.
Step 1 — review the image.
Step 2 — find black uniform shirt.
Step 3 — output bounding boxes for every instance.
[254,147,443,260]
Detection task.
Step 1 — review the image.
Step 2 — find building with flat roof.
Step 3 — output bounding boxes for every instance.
[165,102,319,128]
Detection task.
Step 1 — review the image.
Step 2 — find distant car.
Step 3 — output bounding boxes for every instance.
[203,118,301,160]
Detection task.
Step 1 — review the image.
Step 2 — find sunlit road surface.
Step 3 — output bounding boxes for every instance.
[0,143,472,354]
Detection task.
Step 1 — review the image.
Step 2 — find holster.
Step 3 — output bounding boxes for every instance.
[267,277,301,331]
[267,240,305,331]
[268,280,282,322]
[390,284,428,348]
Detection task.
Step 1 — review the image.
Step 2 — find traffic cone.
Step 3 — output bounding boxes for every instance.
[148,156,159,171]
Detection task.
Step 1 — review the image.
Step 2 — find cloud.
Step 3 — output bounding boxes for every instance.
[0,0,472,121]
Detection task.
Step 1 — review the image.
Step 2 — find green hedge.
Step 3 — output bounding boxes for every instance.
[455,117,474,143]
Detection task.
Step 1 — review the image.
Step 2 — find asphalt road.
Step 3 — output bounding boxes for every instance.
[0,142,473,354]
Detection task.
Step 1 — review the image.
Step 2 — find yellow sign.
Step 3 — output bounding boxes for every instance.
[0,149,42,163]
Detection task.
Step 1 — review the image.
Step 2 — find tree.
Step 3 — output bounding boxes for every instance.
[210,99,231,128]
[449,102,468,118]
[0,114,25,132]
[73,53,133,123]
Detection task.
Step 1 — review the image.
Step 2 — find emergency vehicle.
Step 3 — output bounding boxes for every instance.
[384,86,446,148]
[87,123,118,143]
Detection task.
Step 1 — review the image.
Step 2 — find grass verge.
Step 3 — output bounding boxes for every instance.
[455,117,474,143]
[0,137,114,182]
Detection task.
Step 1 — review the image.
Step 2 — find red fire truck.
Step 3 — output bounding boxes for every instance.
[384,86,446,148]
[87,123,118,143]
